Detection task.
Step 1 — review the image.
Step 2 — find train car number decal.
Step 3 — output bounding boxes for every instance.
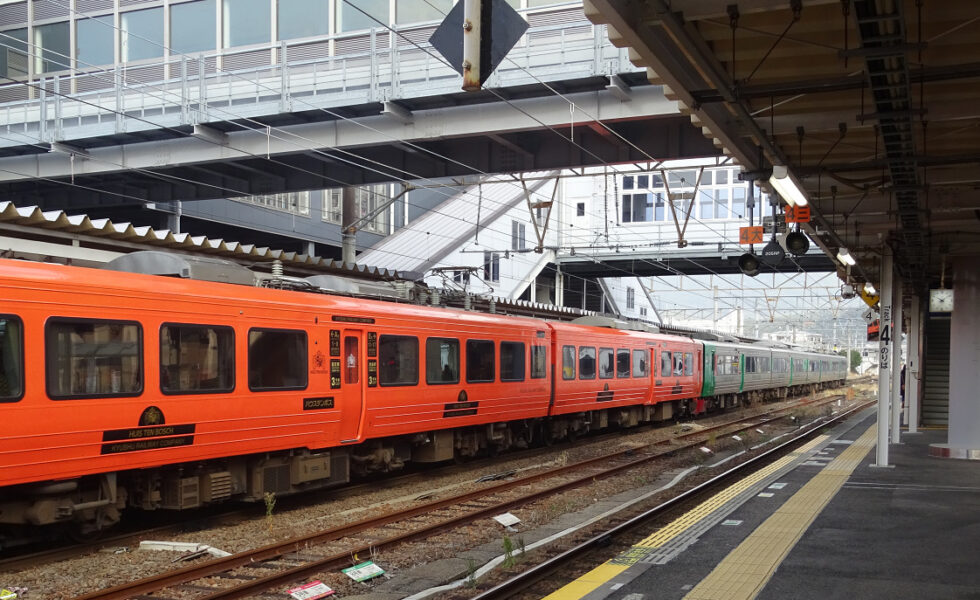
[303,397,335,410]
[330,360,342,389]
[329,330,341,356]
[443,401,479,418]
[101,424,195,454]
[367,332,377,356]
[367,359,378,387]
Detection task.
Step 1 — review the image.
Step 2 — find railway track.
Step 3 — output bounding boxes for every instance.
[2,386,849,575]
[469,398,877,600]
[69,392,854,600]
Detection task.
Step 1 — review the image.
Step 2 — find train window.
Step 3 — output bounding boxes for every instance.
[466,339,495,383]
[160,324,234,394]
[561,345,576,380]
[578,346,596,379]
[46,319,143,399]
[425,338,459,385]
[616,349,630,378]
[248,329,308,390]
[531,346,547,379]
[661,351,671,377]
[745,356,755,373]
[684,352,693,376]
[673,353,684,376]
[0,316,23,402]
[345,336,359,384]
[379,335,419,386]
[632,349,647,377]
[598,348,614,379]
[500,342,526,382]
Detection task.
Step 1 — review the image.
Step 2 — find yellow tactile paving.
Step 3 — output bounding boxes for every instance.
[541,437,828,600]
[683,425,877,600]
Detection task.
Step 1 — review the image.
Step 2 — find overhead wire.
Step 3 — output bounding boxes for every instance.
[0,13,712,310]
[0,3,830,314]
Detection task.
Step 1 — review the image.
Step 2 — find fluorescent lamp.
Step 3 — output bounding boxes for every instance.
[769,165,809,207]
[837,247,856,266]
[864,282,876,295]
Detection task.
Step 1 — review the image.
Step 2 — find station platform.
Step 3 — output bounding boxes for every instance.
[544,409,980,600]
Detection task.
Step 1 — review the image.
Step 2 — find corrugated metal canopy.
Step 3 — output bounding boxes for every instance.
[585,0,980,295]
[0,201,400,280]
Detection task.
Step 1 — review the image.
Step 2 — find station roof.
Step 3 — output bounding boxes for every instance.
[585,0,980,295]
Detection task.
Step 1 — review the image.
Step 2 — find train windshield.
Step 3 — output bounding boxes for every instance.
[0,317,22,401]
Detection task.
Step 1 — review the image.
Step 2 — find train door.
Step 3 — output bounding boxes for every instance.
[339,329,365,442]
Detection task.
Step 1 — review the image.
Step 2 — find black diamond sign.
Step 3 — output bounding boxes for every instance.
[429,0,529,88]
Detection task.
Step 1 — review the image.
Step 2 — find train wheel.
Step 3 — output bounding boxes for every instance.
[67,516,107,543]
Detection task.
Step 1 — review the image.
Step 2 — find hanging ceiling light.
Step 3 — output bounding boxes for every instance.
[769,165,809,207]
[837,247,856,266]
[864,282,876,295]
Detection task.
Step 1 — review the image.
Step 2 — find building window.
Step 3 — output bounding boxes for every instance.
[640,307,647,317]
[396,0,451,23]
[622,193,653,223]
[576,202,585,217]
[714,189,730,219]
[171,0,217,55]
[76,16,114,68]
[234,191,311,216]
[483,251,500,283]
[0,28,28,79]
[452,270,471,285]
[223,0,271,47]
[324,185,390,234]
[121,7,164,62]
[626,287,635,309]
[34,21,70,73]
[278,0,329,40]
[512,220,526,251]
[654,193,667,221]
[337,0,388,32]
[732,186,746,218]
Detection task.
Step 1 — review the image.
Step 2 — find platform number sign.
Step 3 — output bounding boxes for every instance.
[879,306,891,370]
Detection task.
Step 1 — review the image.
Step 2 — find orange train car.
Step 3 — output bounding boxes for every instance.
[0,256,722,545]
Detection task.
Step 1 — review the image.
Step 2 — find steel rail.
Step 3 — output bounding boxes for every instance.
[71,391,849,600]
[469,399,875,599]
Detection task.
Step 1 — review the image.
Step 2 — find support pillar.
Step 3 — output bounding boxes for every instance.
[890,271,903,444]
[874,248,893,467]
[907,296,921,433]
[931,257,980,459]
[341,187,357,265]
